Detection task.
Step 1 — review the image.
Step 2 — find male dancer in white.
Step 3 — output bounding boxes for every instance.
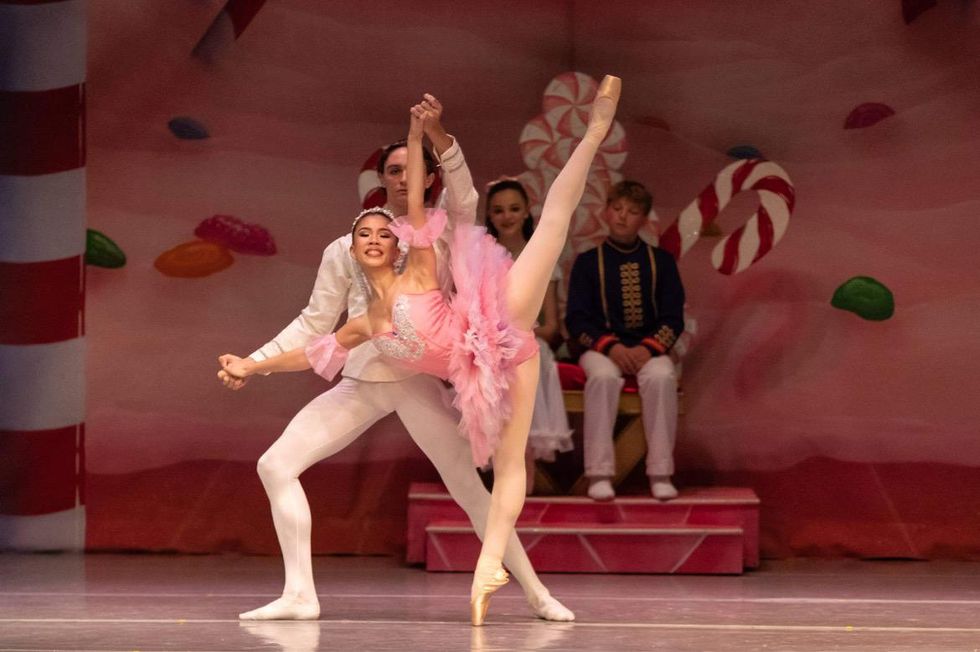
[218,95,573,622]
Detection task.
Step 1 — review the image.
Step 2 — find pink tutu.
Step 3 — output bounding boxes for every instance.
[382,210,537,466]
[447,224,535,466]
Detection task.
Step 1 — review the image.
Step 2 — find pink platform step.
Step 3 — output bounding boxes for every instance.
[425,521,745,574]
[406,482,760,573]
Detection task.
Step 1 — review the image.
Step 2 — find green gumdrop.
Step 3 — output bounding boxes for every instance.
[86,229,127,268]
[831,276,894,321]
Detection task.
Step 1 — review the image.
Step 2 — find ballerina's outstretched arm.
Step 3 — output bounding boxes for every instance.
[395,107,440,291]
[218,316,370,380]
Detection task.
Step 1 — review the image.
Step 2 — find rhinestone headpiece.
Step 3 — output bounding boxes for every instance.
[351,206,395,230]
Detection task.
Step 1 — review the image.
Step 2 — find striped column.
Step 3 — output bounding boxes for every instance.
[0,0,87,550]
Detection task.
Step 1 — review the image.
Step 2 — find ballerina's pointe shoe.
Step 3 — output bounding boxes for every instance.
[597,74,622,103]
[470,567,509,626]
[587,74,621,138]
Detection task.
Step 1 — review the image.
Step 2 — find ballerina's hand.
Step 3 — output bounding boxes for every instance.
[409,105,426,139]
[419,93,444,135]
[218,353,254,380]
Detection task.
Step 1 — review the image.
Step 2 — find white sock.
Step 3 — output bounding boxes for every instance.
[587,478,615,502]
[238,594,320,621]
[650,476,678,501]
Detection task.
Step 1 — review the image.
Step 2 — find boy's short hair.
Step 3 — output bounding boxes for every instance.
[377,139,438,176]
[606,180,652,215]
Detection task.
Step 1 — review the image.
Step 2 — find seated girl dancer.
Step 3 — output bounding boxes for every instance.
[222,75,620,625]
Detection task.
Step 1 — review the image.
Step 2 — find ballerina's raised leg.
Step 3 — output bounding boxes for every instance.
[470,75,621,625]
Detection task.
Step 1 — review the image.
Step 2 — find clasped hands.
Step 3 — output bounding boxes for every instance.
[216,354,253,391]
[607,343,653,376]
[411,92,444,136]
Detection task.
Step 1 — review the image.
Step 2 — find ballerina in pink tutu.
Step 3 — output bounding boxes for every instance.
[222,75,620,625]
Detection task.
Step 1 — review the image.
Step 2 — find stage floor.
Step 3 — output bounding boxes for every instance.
[1,554,978,651]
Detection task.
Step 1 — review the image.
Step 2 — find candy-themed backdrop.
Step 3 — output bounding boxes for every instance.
[3,0,979,558]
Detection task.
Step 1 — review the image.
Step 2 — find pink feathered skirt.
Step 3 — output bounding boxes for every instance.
[447,224,538,467]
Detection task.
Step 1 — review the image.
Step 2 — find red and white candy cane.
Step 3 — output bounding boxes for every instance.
[358,148,386,209]
[659,159,796,274]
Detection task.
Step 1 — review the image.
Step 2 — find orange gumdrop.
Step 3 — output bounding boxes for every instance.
[154,240,234,278]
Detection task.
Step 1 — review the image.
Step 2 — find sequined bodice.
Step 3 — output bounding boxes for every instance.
[371,290,456,379]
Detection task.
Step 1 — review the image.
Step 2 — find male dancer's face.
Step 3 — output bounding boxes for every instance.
[378,146,434,216]
[351,215,399,270]
[605,197,646,243]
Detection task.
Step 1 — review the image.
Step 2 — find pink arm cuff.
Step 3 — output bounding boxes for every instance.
[389,208,448,248]
[304,333,349,381]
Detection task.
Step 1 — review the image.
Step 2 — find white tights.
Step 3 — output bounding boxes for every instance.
[239,374,572,621]
[242,91,616,621]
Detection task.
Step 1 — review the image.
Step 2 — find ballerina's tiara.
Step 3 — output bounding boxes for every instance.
[351,206,395,229]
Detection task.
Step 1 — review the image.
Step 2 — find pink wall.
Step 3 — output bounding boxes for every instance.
[82,0,980,557]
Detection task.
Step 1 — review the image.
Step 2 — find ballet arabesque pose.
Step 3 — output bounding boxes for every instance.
[224,77,620,625]
[219,97,574,625]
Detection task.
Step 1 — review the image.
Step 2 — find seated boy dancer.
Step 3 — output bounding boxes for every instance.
[565,181,685,501]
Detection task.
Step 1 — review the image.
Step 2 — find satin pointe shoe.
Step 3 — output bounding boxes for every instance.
[596,74,622,104]
[470,567,509,626]
[587,75,621,137]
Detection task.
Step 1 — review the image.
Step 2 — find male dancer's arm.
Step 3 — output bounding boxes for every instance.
[219,235,354,389]
[251,235,355,359]
[419,94,478,229]
[413,94,477,298]
[640,249,686,357]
